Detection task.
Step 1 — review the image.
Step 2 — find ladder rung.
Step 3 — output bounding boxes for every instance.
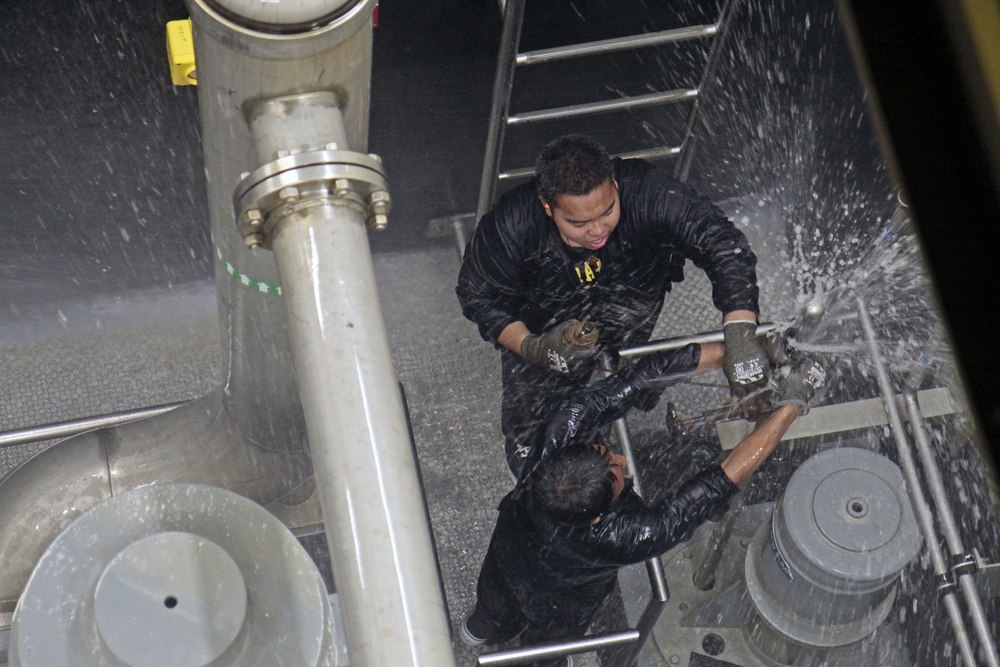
[507,88,698,126]
[516,24,718,67]
[498,145,682,181]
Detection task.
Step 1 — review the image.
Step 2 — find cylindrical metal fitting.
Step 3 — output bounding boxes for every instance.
[744,447,921,659]
[9,484,337,667]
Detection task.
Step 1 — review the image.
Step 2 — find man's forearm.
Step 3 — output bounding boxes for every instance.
[722,309,758,324]
[498,321,532,355]
[721,405,801,486]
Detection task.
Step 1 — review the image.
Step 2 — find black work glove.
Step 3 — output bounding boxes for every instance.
[773,355,828,413]
[520,319,599,376]
[722,320,770,398]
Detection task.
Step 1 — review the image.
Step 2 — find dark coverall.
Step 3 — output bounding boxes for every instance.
[468,345,738,663]
[456,157,760,477]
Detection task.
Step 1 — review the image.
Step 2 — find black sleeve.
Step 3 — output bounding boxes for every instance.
[620,160,760,315]
[538,344,702,460]
[455,207,528,345]
[589,466,738,565]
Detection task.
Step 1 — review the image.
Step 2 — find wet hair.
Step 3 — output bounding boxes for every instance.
[530,445,615,525]
[534,135,614,205]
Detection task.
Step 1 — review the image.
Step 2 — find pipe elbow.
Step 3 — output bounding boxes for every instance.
[0,432,111,613]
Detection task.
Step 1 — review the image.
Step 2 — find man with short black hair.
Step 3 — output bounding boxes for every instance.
[457,134,769,478]
[460,350,827,667]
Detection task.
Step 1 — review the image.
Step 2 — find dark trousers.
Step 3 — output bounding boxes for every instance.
[468,500,617,667]
[470,537,612,666]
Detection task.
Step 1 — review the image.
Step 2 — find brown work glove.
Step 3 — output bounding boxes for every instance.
[521,319,600,376]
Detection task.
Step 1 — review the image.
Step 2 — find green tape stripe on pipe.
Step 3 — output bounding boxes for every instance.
[212,236,282,296]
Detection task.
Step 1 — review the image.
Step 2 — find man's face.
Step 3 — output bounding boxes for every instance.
[541,179,620,251]
[592,444,627,504]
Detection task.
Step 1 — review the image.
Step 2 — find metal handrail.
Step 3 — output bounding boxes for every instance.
[498,146,681,182]
[508,88,698,126]
[477,630,639,666]
[0,402,184,449]
[673,0,741,181]
[516,24,717,66]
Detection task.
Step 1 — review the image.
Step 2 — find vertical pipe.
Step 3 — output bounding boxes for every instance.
[474,0,527,223]
[597,351,671,667]
[904,393,1000,666]
[691,485,748,591]
[271,203,454,667]
[856,298,979,666]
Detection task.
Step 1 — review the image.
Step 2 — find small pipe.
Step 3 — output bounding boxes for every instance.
[599,352,644,493]
[857,297,979,667]
[692,484,749,591]
[516,25,717,66]
[619,322,776,358]
[597,350,671,667]
[0,403,183,448]
[478,630,639,666]
[905,392,1000,667]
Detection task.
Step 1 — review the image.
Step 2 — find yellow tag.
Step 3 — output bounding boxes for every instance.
[166,19,197,86]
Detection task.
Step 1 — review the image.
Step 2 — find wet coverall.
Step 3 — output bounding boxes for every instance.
[456,157,760,477]
[468,344,738,662]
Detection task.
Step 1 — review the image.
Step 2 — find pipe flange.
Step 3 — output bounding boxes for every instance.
[187,0,377,60]
[234,149,391,249]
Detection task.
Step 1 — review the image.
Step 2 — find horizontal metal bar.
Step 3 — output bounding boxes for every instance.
[498,145,681,181]
[714,387,956,449]
[618,323,777,358]
[0,402,185,448]
[478,630,640,666]
[516,24,718,66]
[507,88,698,126]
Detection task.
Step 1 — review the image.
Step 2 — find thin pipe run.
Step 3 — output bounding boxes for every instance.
[856,297,980,667]
[904,392,1000,666]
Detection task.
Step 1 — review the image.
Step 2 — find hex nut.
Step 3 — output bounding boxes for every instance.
[369,190,392,215]
[369,213,389,231]
[242,209,264,227]
[279,187,300,202]
[325,142,340,151]
[334,179,353,195]
[244,233,264,250]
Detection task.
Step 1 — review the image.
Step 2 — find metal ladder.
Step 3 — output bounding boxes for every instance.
[450,0,741,254]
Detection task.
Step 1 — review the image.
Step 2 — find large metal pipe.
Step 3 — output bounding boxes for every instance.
[271,200,453,666]
[0,0,377,626]
[233,88,453,664]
